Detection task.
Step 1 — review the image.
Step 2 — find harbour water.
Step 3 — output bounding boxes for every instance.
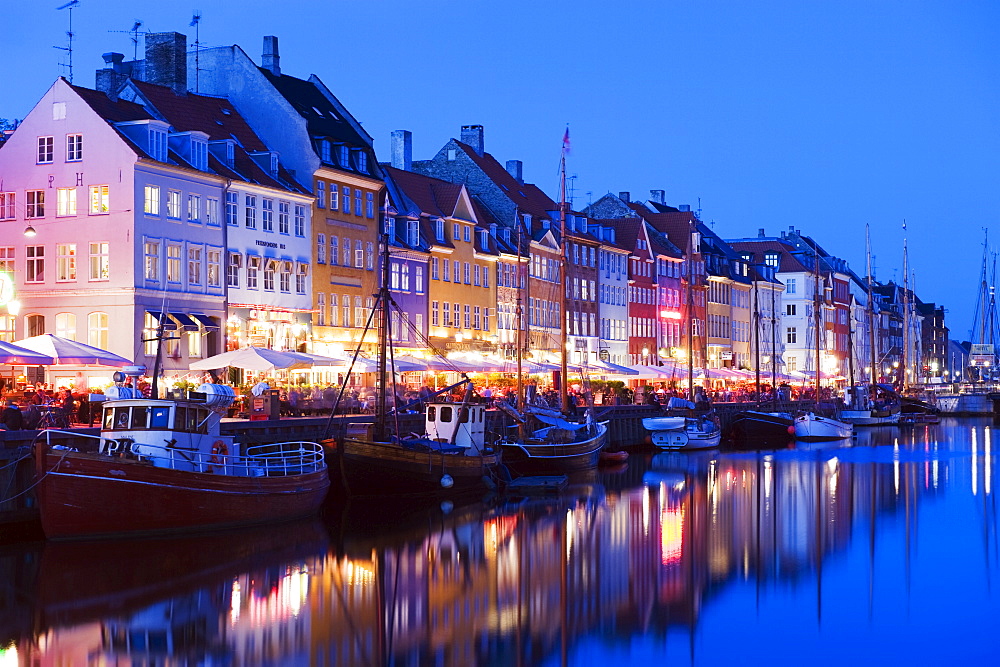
[3,418,999,665]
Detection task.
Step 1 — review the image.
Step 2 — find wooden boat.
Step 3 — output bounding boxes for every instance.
[793,411,853,441]
[725,410,795,447]
[840,384,901,426]
[643,415,721,450]
[34,385,329,539]
[599,449,629,463]
[499,413,608,474]
[327,402,502,495]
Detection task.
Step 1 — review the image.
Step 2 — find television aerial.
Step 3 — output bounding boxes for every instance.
[54,0,81,83]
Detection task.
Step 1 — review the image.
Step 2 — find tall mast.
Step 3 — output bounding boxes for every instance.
[753,266,761,399]
[813,243,822,404]
[866,225,877,387]
[374,190,391,440]
[559,129,570,414]
[901,221,910,392]
[686,229,696,399]
[514,208,524,412]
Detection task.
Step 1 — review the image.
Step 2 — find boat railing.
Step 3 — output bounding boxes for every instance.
[40,431,326,477]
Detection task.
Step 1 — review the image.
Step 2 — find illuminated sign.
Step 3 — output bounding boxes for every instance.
[659,310,682,320]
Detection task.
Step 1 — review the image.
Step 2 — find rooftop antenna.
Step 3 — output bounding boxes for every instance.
[129,20,143,61]
[54,0,81,83]
[567,174,578,209]
[190,10,202,92]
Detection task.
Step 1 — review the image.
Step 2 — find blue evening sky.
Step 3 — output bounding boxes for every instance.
[4,1,998,338]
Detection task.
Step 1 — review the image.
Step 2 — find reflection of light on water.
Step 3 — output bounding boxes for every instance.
[231,580,242,624]
[566,509,575,560]
[893,444,900,495]
[643,485,650,535]
[827,458,839,497]
[0,643,18,667]
[932,459,939,489]
[973,428,978,497]
[661,504,684,565]
[764,458,773,499]
[986,427,992,496]
[239,567,311,626]
[343,560,374,586]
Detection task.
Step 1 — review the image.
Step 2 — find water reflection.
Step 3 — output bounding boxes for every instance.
[5,418,1000,664]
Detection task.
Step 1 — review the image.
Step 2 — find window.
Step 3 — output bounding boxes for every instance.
[764,252,779,268]
[785,278,796,295]
[144,241,160,281]
[89,242,109,281]
[57,188,77,216]
[89,185,109,214]
[474,264,481,286]
[55,313,76,339]
[356,151,369,174]
[342,294,351,327]
[0,193,14,220]
[26,246,44,282]
[317,292,326,326]
[443,259,450,282]
[464,304,471,329]
[247,256,260,289]
[262,198,274,232]
[339,145,350,167]
[453,223,461,240]
[463,225,471,243]
[148,127,167,162]
[366,242,374,270]
[463,262,470,284]
[431,257,439,280]
[342,237,351,265]
[227,253,241,288]
[432,301,439,326]
[416,266,424,293]
[474,306,481,330]
[329,236,339,266]
[26,190,45,218]
[482,264,489,288]
[786,327,797,344]
[167,190,182,219]
[244,194,257,228]
[66,134,83,161]
[317,234,326,264]
[329,294,338,326]
[187,194,200,222]
[205,197,219,226]
[786,304,796,316]
[453,261,461,283]
[0,247,12,274]
[186,246,202,285]
[0,314,14,342]
[294,205,305,236]
[56,244,76,281]
[278,201,291,234]
[263,260,275,291]
[37,136,53,163]
[390,262,400,290]
[320,141,331,164]
[225,191,238,225]
[366,192,374,218]
[188,328,202,358]
[354,295,363,328]
[342,187,351,215]
[207,249,221,288]
[442,302,450,327]
[296,263,307,294]
[143,185,160,215]
[329,186,339,211]
[355,240,363,268]
[435,219,445,242]
[26,314,45,337]
[166,244,181,282]
[279,261,291,292]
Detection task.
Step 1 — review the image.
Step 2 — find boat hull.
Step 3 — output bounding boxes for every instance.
[793,413,854,441]
[726,411,795,448]
[935,393,994,415]
[840,409,900,426]
[35,447,330,540]
[328,438,501,496]
[500,423,607,474]
[644,417,721,450]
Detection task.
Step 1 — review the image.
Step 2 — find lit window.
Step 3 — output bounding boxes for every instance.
[89,185,110,214]
[57,188,77,216]
[88,312,109,350]
[0,193,15,220]
[144,241,160,281]
[278,201,290,234]
[89,242,109,281]
[26,246,44,283]
[244,194,257,229]
[167,190,181,219]
[187,194,201,222]
[55,312,76,339]
[56,244,76,281]
[26,190,45,218]
[188,246,202,285]
[207,249,221,288]
[144,185,160,215]
[166,244,181,282]
[262,198,274,232]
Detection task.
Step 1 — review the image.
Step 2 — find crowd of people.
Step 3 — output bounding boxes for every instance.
[0,385,92,431]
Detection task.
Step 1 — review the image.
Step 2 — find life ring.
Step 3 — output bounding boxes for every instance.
[210,440,229,466]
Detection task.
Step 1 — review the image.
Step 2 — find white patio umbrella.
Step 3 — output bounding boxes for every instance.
[188,347,311,372]
[14,334,131,366]
[0,340,54,365]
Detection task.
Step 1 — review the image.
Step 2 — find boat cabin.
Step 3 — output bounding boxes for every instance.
[425,403,487,454]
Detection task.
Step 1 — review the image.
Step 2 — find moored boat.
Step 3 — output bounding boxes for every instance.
[725,410,795,448]
[793,411,853,441]
[643,414,721,450]
[34,385,329,540]
[499,410,608,474]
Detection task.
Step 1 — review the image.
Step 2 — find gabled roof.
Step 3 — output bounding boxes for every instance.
[130,80,268,150]
[384,166,464,220]
[71,84,152,123]
[726,238,814,274]
[453,140,557,222]
[590,218,643,255]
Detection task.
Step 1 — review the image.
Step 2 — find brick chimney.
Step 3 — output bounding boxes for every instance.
[619,192,630,202]
[679,204,691,212]
[506,160,523,183]
[262,36,281,76]
[650,189,665,204]
[460,125,484,156]
[390,130,412,171]
[758,228,765,237]
[96,52,128,100]
[145,32,187,94]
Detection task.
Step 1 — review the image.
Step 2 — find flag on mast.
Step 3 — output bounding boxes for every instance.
[562,126,571,155]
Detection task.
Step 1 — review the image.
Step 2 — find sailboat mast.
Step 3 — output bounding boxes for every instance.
[375,191,392,440]
[753,267,761,399]
[559,134,570,414]
[515,209,524,412]
[687,230,696,399]
[901,222,910,392]
[813,245,822,404]
[866,225,877,387]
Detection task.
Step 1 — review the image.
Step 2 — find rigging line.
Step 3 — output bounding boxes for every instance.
[321,296,382,441]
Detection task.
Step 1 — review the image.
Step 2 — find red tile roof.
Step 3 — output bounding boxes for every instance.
[454,141,557,221]
[384,166,464,219]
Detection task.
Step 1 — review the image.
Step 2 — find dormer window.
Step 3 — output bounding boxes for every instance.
[354,150,368,174]
[338,145,349,167]
[321,139,332,163]
[148,127,167,162]
[435,219,445,242]
[764,252,779,268]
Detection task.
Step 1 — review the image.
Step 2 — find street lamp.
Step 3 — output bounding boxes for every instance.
[23,225,36,238]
